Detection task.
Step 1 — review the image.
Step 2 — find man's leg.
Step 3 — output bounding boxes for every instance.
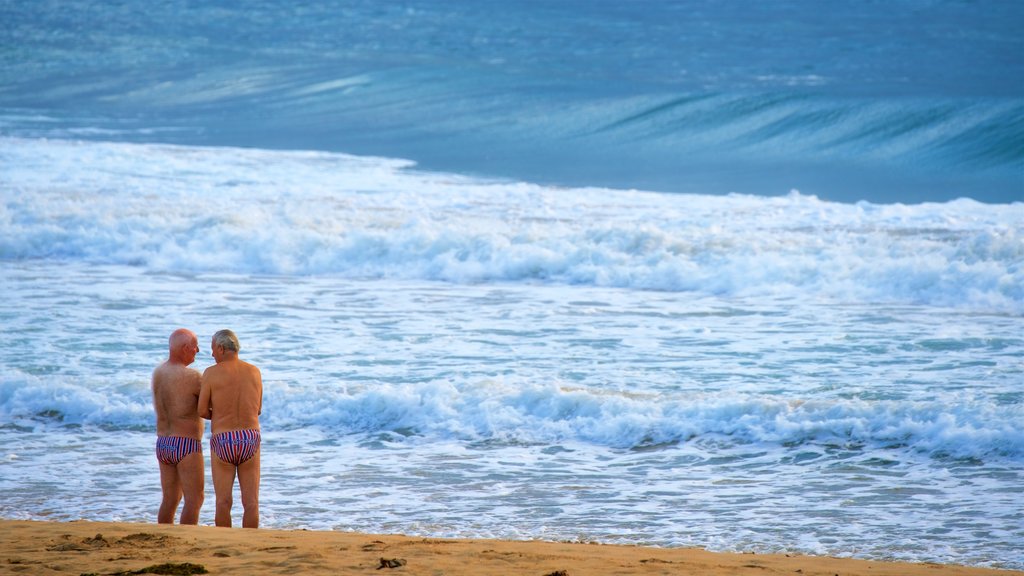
[157,462,182,524]
[211,455,236,527]
[177,450,205,525]
[238,450,260,529]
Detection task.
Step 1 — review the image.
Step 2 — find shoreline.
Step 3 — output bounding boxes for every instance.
[1,519,1019,575]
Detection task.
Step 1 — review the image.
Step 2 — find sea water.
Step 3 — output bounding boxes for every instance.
[2,0,1021,203]
[2,138,1022,568]
[1,0,1023,571]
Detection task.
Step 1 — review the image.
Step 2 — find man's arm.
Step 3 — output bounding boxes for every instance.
[191,370,202,401]
[257,368,263,416]
[152,367,168,432]
[151,369,159,412]
[197,371,212,420]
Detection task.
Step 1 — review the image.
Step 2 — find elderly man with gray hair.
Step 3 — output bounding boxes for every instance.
[198,329,264,528]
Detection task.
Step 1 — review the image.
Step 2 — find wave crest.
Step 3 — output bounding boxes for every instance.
[3,139,1021,312]
[3,371,1021,459]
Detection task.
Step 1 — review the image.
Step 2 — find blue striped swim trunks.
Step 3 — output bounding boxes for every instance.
[155,436,202,466]
[210,429,261,465]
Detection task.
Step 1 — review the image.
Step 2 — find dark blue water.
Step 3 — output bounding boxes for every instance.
[2,0,1022,203]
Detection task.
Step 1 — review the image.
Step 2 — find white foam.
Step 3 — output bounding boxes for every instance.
[2,368,1020,460]
[2,138,1021,311]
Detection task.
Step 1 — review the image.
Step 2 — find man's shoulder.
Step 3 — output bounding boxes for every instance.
[202,363,225,381]
[152,361,173,381]
[156,361,201,381]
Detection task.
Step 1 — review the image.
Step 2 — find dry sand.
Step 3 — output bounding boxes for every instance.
[0,519,1018,576]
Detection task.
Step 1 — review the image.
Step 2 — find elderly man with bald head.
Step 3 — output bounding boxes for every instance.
[151,328,206,524]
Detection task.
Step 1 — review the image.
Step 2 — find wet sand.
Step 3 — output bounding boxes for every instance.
[1,519,1019,575]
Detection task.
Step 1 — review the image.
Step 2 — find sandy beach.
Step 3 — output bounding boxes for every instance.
[1,520,1019,576]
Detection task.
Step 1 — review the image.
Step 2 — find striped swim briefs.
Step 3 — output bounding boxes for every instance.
[210,429,261,466]
[155,435,202,466]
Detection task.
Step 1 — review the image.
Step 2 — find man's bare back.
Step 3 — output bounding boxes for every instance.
[199,356,262,433]
[152,361,203,439]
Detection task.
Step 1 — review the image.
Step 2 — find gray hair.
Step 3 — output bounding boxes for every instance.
[212,329,240,352]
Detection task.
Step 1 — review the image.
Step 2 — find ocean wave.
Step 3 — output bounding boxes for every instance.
[2,370,1021,460]
[4,88,1021,204]
[583,93,1024,173]
[3,1,1022,204]
[2,138,1021,311]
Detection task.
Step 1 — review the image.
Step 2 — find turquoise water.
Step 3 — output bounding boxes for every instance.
[1,140,1022,567]
[2,0,1022,202]
[1,1,1022,569]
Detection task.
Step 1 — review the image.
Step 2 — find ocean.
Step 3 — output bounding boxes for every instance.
[1,0,1022,570]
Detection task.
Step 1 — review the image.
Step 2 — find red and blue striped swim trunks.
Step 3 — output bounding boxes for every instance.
[155,436,202,466]
[210,429,261,465]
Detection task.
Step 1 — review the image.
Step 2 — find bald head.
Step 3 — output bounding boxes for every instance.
[168,328,199,366]
[169,328,195,349]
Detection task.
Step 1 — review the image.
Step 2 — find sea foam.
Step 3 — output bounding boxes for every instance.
[3,368,1021,460]
[2,138,1021,312]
